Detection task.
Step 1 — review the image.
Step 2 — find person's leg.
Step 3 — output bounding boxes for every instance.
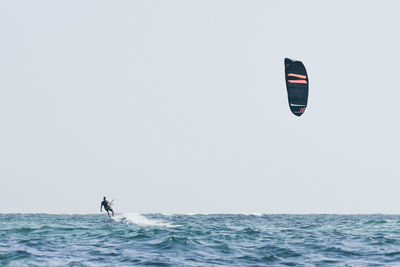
[107,210,111,217]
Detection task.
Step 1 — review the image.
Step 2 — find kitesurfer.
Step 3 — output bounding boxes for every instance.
[100,196,114,217]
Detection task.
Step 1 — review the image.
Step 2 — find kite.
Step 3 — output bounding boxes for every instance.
[284,58,309,116]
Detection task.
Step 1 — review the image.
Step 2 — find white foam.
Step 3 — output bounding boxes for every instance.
[112,213,176,227]
[159,212,264,216]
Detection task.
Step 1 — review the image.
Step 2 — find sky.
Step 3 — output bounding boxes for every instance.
[1,0,399,214]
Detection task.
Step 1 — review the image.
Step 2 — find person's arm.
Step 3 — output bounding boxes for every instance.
[100,202,103,212]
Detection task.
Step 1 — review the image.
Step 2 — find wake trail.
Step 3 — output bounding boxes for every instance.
[111,213,177,227]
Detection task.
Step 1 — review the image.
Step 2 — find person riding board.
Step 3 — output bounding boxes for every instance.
[100,196,114,217]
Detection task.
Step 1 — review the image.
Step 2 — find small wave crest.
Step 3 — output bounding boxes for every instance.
[111,213,175,227]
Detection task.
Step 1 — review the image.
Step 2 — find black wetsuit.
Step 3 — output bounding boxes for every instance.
[101,200,111,211]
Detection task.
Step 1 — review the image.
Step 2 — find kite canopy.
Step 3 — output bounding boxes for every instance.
[284,58,309,116]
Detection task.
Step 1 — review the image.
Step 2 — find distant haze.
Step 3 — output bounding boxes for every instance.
[1,1,399,214]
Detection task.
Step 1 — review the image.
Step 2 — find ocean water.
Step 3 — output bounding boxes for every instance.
[1,214,400,266]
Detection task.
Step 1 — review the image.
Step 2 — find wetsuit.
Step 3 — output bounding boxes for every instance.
[101,200,111,211]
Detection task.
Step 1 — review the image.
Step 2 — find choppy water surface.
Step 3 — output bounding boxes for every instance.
[2,213,400,266]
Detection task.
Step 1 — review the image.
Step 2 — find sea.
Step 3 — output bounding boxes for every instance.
[1,213,400,266]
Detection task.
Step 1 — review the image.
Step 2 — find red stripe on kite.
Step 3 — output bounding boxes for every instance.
[288,79,307,84]
[288,73,307,79]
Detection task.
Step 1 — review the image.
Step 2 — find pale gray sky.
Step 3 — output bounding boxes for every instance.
[1,1,399,214]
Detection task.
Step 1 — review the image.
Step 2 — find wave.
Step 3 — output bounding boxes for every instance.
[111,213,176,227]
